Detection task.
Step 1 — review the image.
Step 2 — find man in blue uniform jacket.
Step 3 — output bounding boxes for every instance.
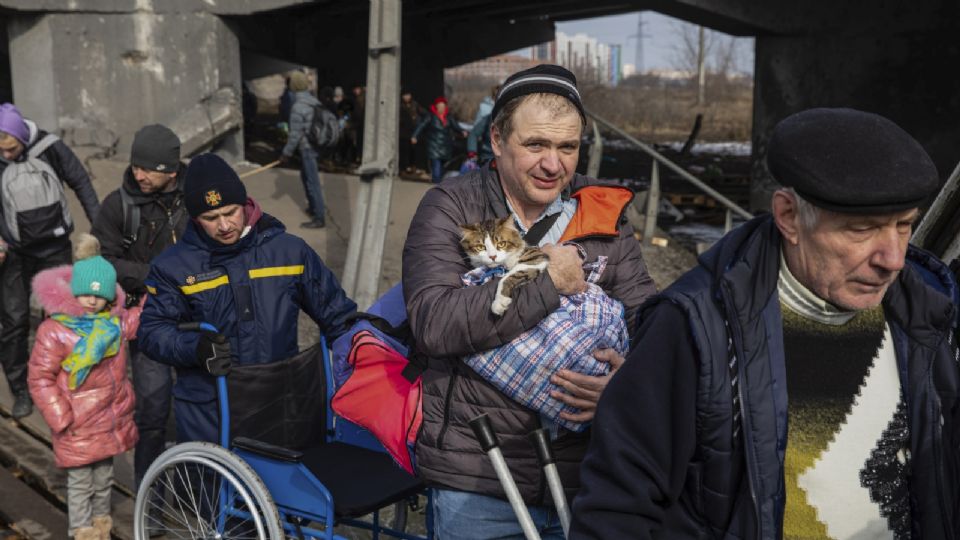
[137,153,357,443]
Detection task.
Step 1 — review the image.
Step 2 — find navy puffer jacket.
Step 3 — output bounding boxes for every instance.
[137,199,357,404]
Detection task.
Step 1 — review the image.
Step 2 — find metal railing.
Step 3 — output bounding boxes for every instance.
[585,109,753,246]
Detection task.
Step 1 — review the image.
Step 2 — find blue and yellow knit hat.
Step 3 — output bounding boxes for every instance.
[71,234,117,301]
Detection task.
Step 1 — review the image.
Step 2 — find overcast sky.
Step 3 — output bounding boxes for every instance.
[555,11,755,74]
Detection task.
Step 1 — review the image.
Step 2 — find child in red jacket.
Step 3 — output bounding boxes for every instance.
[28,234,141,540]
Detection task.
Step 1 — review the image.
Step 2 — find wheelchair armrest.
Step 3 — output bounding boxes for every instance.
[232,437,304,463]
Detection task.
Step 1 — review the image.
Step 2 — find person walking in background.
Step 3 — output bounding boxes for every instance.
[399,89,425,174]
[279,75,294,128]
[473,84,498,125]
[90,124,187,494]
[350,85,366,164]
[411,96,463,183]
[280,70,327,229]
[0,103,101,419]
[466,84,499,168]
[28,234,141,540]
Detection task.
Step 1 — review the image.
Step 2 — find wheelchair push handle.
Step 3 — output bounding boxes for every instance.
[176,321,230,449]
[177,321,220,335]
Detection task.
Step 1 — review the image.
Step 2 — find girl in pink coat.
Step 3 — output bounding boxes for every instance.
[28,234,140,540]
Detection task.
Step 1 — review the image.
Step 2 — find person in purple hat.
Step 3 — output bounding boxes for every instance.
[0,103,100,420]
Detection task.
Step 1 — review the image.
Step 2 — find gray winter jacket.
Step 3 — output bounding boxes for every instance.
[282,91,321,156]
[402,166,657,505]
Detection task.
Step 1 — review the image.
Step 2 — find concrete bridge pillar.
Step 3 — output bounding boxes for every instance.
[7,10,243,160]
[750,30,960,211]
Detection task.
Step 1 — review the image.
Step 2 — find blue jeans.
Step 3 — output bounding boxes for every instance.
[299,147,325,219]
[432,489,565,540]
[430,158,444,183]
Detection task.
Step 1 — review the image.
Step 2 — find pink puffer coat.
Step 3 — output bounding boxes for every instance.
[28,265,140,468]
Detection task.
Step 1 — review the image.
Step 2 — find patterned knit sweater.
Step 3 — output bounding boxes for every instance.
[779,257,911,539]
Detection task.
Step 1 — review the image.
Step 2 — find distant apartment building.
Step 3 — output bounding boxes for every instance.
[445,54,540,82]
[446,32,623,87]
[532,31,622,86]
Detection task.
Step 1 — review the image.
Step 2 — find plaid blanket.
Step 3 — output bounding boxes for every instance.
[462,256,629,432]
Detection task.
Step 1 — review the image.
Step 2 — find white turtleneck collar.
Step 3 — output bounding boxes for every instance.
[777,251,856,326]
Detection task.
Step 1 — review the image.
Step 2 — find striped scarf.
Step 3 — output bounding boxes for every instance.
[51,312,121,390]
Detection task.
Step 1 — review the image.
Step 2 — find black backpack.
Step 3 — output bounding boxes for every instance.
[307,105,341,149]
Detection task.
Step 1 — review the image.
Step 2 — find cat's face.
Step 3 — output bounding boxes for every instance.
[460,217,525,268]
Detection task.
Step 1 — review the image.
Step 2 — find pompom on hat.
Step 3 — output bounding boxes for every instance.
[70,234,117,302]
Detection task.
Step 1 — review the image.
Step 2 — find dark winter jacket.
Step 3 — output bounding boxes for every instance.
[412,110,460,161]
[0,120,100,257]
[138,198,357,407]
[571,215,960,539]
[400,100,425,137]
[282,91,321,157]
[91,165,188,297]
[403,165,657,505]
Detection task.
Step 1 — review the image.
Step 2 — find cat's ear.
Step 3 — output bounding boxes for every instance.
[496,216,515,230]
[459,223,478,235]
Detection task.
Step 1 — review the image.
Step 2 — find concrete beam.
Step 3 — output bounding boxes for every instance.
[168,86,241,158]
[647,0,958,36]
[749,28,960,211]
[8,10,244,159]
[0,0,316,15]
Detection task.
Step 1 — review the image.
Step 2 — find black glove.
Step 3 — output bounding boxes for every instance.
[196,333,232,376]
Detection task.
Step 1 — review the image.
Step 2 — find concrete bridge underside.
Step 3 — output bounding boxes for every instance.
[1,0,958,210]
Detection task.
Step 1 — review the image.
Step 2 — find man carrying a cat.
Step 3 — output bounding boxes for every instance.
[402,64,657,539]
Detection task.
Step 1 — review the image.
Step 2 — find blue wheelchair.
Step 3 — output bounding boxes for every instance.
[133,323,432,539]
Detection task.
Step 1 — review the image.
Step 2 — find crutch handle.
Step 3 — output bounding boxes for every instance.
[528,428,555,466]
[469,413,499,452]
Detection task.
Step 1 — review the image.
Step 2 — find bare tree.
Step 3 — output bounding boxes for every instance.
[669,23,749,104]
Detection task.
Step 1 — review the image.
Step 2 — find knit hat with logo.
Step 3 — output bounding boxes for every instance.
[183,153,247,218]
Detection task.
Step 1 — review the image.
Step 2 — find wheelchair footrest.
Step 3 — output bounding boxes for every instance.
[232,437,303,462]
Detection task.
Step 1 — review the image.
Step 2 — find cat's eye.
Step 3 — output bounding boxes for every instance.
[474,246,484,253]
[497,241,507,249]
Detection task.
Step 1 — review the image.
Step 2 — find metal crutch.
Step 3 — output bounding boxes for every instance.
[469,414,542,540]
[529,428,571,538]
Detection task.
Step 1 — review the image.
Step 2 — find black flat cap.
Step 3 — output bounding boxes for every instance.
[768,108,939,214]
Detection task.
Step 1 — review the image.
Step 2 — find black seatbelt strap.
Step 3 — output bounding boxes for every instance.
[522,211,562,246]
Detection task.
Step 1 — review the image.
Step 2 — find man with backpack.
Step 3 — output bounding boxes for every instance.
[0,103,100,419]
[91,124,187,490]
[279,71,337,230]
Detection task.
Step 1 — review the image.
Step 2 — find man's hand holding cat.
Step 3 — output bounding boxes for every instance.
[542,243,586,295]
[550,348,626,423]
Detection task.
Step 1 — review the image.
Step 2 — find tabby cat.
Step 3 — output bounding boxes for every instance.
[460,217,550,316]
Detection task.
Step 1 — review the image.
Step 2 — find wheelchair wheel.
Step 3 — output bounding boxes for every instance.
[134,442,284,540]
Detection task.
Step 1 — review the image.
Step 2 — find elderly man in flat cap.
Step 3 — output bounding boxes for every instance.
[571,108,960,539]
[403,64,656,538]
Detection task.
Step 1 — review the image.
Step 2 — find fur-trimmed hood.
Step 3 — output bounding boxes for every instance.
[32,265,126,317]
